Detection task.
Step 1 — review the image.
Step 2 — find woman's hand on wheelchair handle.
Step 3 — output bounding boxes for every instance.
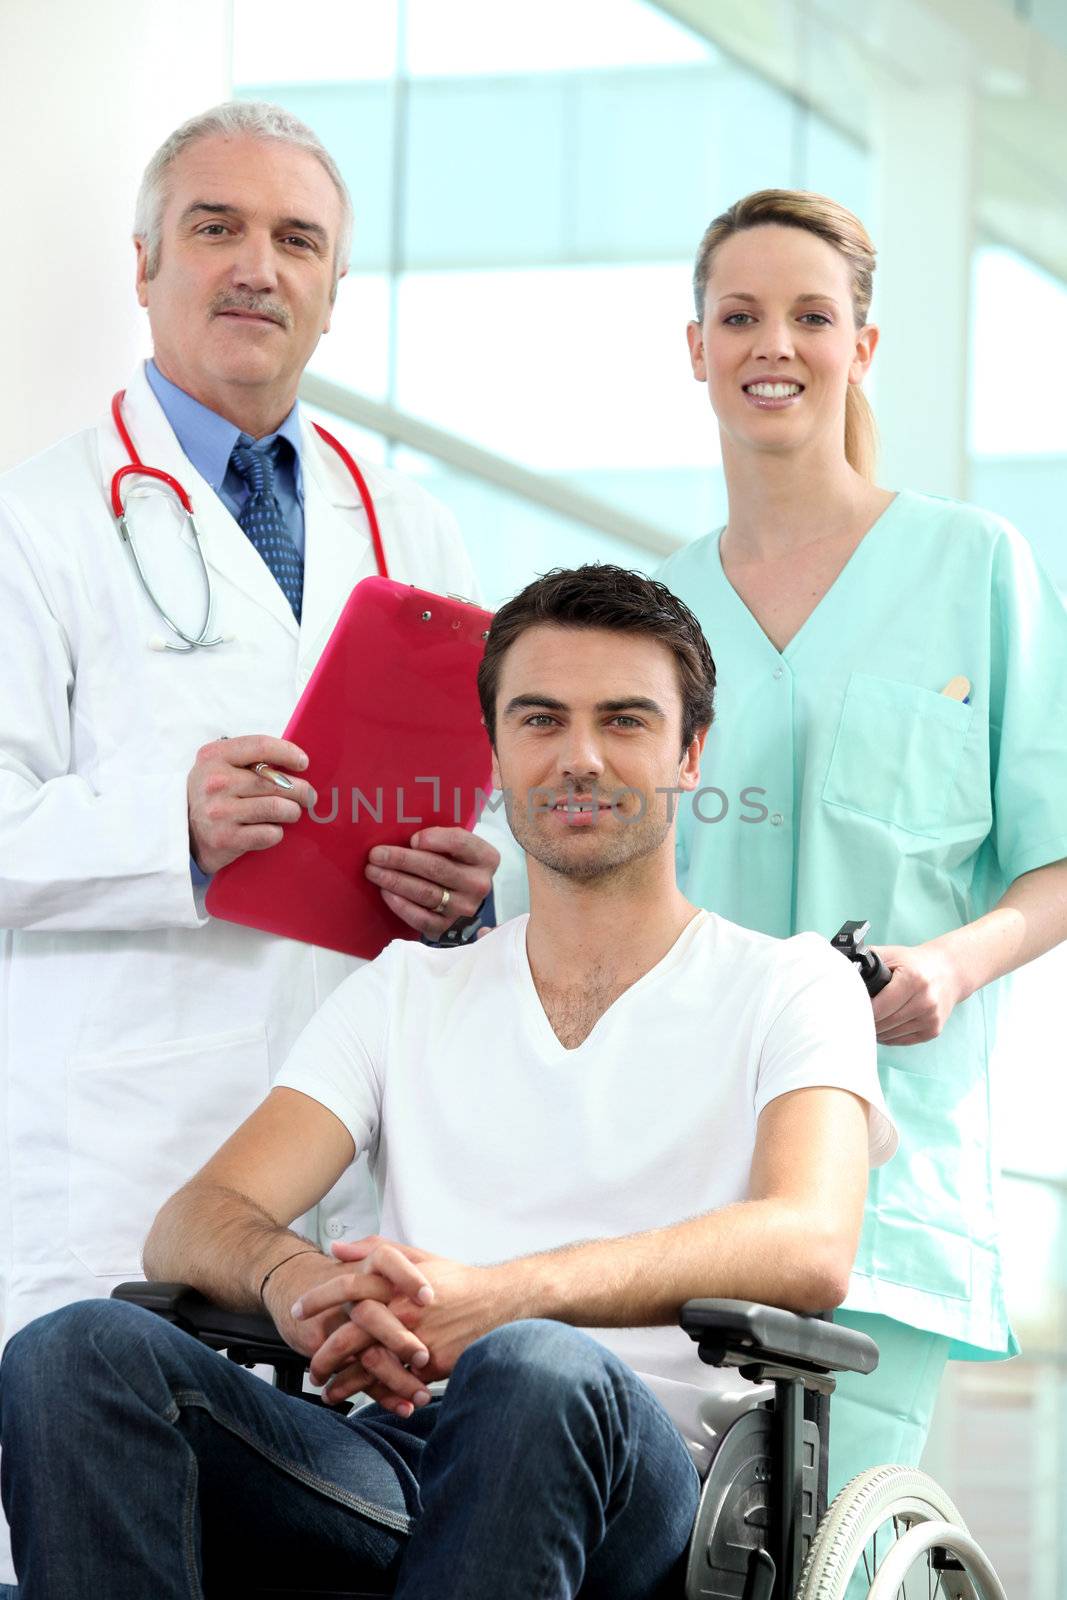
[870,940,968,1044]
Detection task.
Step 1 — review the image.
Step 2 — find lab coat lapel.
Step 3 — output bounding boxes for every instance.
[297,417,378,671]
[112,365,300,642]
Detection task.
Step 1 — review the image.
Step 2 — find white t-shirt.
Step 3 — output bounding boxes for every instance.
[277,910,896,1472]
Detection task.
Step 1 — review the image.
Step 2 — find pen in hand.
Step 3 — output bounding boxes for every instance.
[252,761,296,792]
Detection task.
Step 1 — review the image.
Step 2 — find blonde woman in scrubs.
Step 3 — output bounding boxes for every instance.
[656,189,1067,1505]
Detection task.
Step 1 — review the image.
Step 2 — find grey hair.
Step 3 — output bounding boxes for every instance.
[134,100,353,286]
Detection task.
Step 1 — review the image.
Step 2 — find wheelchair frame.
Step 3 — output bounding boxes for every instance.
[112,1282,986,1600]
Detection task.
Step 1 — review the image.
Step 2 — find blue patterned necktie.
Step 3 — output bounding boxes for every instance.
[229,435,304,622]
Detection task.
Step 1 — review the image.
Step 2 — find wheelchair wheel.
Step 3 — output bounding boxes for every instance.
[793,1465,1008,1600]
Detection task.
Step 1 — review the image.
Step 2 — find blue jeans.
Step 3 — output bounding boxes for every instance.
[0,1300,698,1599]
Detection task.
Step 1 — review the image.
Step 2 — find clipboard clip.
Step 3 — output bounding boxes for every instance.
[418,597,490,639]
[447,593,491,639]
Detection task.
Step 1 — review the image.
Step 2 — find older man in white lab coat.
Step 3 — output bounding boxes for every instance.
[0,99,499,1590]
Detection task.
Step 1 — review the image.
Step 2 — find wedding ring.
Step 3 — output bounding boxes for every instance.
[435,888,452,916]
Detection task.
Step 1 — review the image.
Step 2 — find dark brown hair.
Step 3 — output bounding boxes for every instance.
[477,564,716,752]
[693,188,879,481]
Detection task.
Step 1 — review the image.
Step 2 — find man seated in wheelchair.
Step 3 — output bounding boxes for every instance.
[0,564,896,1599]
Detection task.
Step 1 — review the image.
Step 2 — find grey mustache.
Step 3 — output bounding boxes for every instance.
[212,297,290,328]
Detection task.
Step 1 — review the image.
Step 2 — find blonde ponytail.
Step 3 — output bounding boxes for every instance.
[845,385,878,483]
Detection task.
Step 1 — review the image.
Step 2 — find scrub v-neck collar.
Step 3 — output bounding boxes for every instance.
[514,908,710,1057]
[708,490,905,665]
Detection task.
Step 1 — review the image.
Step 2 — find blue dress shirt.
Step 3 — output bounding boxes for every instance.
[145,358,306,557]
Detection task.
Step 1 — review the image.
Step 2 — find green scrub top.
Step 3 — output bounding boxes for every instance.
[657,490,1067,1359]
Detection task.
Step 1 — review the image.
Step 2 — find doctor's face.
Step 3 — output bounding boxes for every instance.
[687,224,877,466]
[490,625,703,884]
[136,134,343,431]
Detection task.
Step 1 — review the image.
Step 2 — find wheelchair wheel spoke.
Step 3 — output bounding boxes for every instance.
[893,1517,907,1600]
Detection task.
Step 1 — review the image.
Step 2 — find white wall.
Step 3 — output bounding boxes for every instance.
[0,0,232,472]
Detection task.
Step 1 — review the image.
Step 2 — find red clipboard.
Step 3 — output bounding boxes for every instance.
[206,577,494,959]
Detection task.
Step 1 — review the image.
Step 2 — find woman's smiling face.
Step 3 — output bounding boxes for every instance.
[687,222,878,462]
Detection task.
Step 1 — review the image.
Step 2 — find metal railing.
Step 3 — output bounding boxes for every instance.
[299,373,685,559]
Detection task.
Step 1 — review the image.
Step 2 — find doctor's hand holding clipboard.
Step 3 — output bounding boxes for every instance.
[204,578,499,959]
[189,731,498,942]
[188,733,318,873]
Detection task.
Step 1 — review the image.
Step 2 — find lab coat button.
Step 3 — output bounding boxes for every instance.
[770,812,784,826]
[325,1219,345,1239]
[773,667,784,680]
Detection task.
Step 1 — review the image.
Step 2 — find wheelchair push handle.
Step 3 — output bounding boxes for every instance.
[831,919,892,998]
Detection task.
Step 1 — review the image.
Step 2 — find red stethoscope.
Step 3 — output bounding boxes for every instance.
[109,389,389,651]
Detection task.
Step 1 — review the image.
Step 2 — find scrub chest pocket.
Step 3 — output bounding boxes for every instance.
[66,1023,271,1277]
[822,672,978,836]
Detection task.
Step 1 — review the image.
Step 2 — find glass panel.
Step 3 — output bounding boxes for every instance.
[968,456,1067,591]
[233,0,398,84]
[400,59,795,273]
[308,274,393,401]
[1029,0,1067,52]
[970,246,1067,457]
[391,265,722,543]
[923,1171,1065,1598]
[924,1355,1066,1600]
[993,946,1067,1184]
[998,1175,1066,1351]
[968,244,1067,589]
[394,265,704,469]
[981,0,1067,55]
[237,5,872,548]
[392,447,661,610]
[405,0,717,75]
[802,116,869,225]
[391,12,868,542]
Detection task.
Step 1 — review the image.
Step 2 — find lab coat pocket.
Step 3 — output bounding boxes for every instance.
[67,1023,270,1278]
[822,672,975,836]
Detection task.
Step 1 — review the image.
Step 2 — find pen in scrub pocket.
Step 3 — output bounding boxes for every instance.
[940,675,971,705]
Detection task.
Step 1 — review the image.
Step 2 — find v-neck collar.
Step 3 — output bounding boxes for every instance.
[513,909,709,1057]
[707,490,904,664]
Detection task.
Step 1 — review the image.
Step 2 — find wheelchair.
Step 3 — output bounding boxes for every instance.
[111,1281,1008,1600]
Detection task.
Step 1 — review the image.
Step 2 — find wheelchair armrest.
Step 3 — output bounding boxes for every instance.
[679,1298,879,1381]
[111,1280,305,1373]
[113,1285,877,1396]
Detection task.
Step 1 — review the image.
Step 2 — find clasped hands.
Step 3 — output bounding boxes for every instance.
[266,1236,506,1418]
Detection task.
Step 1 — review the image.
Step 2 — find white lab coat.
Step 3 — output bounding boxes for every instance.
[0,364,483,1348]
